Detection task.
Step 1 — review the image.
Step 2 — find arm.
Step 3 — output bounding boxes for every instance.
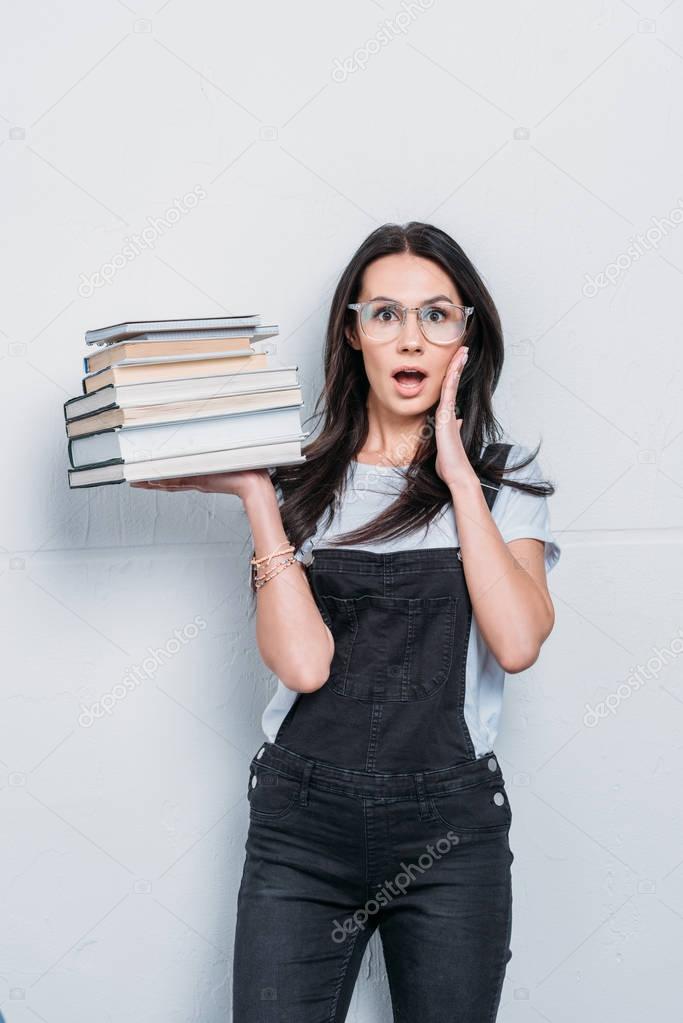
[243,473,335,692]
[130,468,334,692]
[433,345,556,674]
[449,475,555,673]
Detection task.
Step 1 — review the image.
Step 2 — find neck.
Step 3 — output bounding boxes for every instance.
[359,396,425,466]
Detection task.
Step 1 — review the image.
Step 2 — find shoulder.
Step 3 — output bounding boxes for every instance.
[481,439,549,484]
[487,439,561,573]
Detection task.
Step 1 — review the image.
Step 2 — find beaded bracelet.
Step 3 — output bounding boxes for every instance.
[252,555,297,591]
[250,541,296,591]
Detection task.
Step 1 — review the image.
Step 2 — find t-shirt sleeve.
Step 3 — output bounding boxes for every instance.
[493,446,561,574]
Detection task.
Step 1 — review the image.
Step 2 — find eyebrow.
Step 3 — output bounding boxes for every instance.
[367,294,456,304]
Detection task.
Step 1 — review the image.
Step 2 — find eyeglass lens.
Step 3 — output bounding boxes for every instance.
[360,301,467,343]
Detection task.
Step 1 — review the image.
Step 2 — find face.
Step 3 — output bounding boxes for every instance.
[344,251,467,415]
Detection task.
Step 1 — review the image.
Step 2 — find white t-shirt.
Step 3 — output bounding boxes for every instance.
[261,442,561,756]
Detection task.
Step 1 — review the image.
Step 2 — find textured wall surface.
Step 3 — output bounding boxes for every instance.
[1,1,682,1020]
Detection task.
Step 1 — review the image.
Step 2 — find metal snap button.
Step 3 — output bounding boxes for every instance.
[256,746,265,759]
[251,775,258,788]
[493,791,505,806]
[487,757,497,772]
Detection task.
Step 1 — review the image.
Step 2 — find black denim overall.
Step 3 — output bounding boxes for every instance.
[234,443,515,1023]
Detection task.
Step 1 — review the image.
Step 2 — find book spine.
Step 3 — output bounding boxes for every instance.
[69,449,126,471]
[69,429,130,469]
[68,472,125,489]
[85,316,262,345]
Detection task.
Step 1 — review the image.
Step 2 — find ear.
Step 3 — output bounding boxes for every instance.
[344,323,359,349]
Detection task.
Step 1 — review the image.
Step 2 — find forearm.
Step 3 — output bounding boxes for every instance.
[243,475,333,691]
[449,471,554,672]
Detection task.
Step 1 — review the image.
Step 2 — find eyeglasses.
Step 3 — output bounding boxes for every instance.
[347,300,474,345]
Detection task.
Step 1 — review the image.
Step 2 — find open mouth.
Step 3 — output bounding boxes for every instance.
[391,367,428,395]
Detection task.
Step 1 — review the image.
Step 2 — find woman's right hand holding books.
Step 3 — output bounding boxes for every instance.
[130,467,272,501]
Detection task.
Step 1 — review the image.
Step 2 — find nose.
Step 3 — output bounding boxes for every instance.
[397,308,424,349]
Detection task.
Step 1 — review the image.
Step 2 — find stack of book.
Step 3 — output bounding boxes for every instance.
[64,315,308,488]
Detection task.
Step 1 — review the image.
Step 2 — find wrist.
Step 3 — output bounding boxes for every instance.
[447,469,482,501]
[242,471,277,509]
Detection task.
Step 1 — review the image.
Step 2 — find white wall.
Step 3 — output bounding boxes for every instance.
[2,1,682,1020]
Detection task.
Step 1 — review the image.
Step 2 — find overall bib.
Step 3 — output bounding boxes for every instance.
[233,443,515,1023]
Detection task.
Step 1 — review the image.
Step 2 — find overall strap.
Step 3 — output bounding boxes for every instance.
[478,442,513,512]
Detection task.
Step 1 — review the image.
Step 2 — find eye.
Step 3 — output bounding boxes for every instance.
[370,303,401,322]
[422,305,448,323]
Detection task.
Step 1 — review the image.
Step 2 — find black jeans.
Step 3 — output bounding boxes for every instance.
[233,743,514,1022]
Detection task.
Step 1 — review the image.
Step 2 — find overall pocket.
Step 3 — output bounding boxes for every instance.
[247,765,301,822]
[428,776,512,833]
[317,593,458,701]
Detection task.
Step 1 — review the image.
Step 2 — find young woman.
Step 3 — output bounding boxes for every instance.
[133,221,561,1021]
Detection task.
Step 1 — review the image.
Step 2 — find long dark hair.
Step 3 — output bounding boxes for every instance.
[259,222,554,597]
